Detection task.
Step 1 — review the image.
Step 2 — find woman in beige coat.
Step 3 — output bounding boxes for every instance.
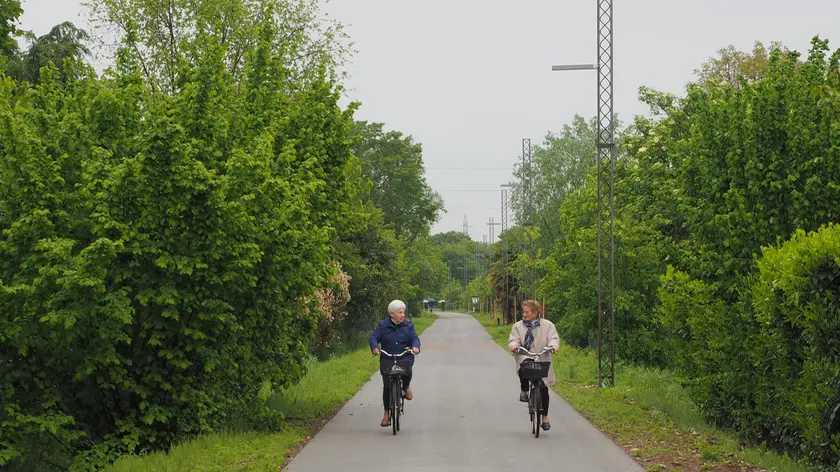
[507,299,559,431]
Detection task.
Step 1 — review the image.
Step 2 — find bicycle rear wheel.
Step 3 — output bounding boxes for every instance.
[391,377,400,435]
[533,382,542,438]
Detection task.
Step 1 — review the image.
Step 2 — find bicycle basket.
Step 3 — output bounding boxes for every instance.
[380,359,412,376]
[518,360,551,379]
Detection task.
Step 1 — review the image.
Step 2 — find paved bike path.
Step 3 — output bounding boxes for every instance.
[284,312,643,472]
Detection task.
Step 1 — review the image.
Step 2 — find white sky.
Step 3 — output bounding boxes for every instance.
[18,0,840,240]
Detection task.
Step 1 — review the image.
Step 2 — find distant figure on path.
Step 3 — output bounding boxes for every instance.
[369,300,421,427]
[507,299,559,431]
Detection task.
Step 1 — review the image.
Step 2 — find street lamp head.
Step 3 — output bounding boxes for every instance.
[551,64,597,71]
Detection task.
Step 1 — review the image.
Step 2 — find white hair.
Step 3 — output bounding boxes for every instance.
[388,300,406,314]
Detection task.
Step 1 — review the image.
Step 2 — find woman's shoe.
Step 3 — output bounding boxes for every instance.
[519,391,528,402]
[403,388,413,401]
[380,414,391,427]
[541,420,551,431]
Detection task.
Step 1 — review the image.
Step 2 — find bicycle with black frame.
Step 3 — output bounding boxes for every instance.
[516,346,553,438]
[378,347,415,435]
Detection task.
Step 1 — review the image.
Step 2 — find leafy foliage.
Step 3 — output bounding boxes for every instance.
[351,121,444,241]
[332,204,404,339]
[0,6,359,469]
[502,36,840,467]
[672,39,840,296]
[0,0,22,59]
[401,237,447,313]
[429,231,491,287]
[490,226,524,323]
[5,21,90,84]
[621,37,840,466]
[694,41,782,87]
[439,279,464,310]
[749,224,840,464]
[84,0,352,94]
[307,262,352,351]
[511,115,595,249]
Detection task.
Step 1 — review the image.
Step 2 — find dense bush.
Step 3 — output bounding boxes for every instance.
[308,261,352,351]
[661,224,840,466]
[674,40,840,296]
[0,19,358,471]
[333,208,404,340]
[639,37,840,467]
[657,267,758,435]
[751,224,840,465]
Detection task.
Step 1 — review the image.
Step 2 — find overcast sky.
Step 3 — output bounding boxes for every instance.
[18,0,840,240]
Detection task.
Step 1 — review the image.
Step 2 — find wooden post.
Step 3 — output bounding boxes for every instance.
[514,294,517,322]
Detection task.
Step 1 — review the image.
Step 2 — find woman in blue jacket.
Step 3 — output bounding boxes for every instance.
[369,300,421,427]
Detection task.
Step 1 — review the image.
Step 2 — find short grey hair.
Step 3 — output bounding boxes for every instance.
[388,300,406,314]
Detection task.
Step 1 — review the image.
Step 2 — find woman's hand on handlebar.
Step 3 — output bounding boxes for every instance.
[372,348,380,356]
[411,347,420,354]
[515,346,553,356]
[377,347,414,357]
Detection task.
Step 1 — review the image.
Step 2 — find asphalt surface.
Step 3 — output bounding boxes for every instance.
[284,312,644,472]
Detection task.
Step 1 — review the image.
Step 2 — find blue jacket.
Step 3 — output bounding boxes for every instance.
[369,318,421,363]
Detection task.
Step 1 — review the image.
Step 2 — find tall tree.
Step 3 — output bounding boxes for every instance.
[352,121,443,240]
[511,115,596,246]
[401,237,447,313]
[0,0,22,64]
[694,41,784,86]
[85,0,351,93]
[7,21,90,83]
[429,231,491,286]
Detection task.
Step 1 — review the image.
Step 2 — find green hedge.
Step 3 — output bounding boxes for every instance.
[0,20,358,471]
[660,224,840,467]
[751,224,840,465]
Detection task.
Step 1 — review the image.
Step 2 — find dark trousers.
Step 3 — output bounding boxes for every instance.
[519,374,549,415]
[381,362,412,411]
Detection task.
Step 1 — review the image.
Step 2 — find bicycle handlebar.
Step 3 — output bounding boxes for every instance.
[378,348,415,357]
[515,346,554,357]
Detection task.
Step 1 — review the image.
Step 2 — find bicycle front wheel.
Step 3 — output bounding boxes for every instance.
[391,378,400,435]
[529,387,537,435]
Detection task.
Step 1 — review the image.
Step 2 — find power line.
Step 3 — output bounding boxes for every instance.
[425,167,513,171]
[436,189,507,192]
[444,207,501,210]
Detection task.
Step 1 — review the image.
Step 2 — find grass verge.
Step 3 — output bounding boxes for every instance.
[106,314,437,472]
[472,312,818,472]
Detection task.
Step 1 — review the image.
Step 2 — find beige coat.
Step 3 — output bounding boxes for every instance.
[507,318,560,386]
